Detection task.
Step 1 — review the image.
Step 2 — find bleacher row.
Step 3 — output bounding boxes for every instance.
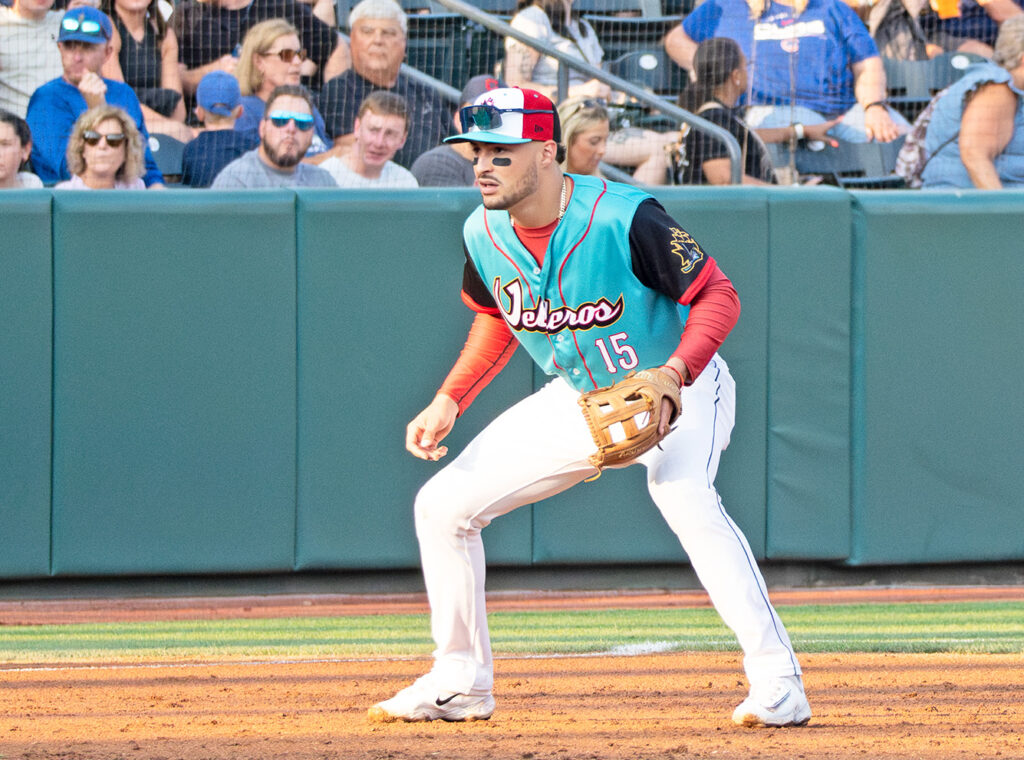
[142,0,987,186]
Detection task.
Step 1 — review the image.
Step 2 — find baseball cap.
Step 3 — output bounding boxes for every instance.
[446,87,560,146]
[459,74,506,107]
[58,7,113,45]
[197,71,241,117]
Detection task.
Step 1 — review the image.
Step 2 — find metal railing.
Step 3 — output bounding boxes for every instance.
[426,0,743,184]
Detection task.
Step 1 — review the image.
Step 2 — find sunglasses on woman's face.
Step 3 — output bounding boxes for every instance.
[267,111,315,131]
[82,130,126,147]
[263,48,307,63]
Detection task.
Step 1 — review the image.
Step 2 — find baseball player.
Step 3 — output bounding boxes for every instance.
[368,86,811,728]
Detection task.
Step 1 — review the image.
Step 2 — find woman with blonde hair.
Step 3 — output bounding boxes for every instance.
[557,96,610,176]
[56,105,146,189]
[232,18,332,155]
[506,0,675,184]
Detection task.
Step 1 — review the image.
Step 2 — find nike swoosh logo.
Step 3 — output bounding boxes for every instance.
[435,694,459,706]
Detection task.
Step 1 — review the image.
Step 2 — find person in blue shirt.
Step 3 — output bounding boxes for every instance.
[26,5,163,185]
[665,0,908,142]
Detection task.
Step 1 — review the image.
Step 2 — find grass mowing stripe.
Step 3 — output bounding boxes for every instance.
[0,601,1021,663]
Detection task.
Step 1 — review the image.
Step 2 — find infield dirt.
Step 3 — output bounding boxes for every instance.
[0,586,1022,760]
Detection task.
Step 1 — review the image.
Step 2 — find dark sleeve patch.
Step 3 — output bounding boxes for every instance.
[461,243,498,311]
[629,198,710,302]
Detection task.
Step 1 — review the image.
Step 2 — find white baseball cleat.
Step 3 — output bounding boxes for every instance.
[367,675,496,723]
[732,675,812,727]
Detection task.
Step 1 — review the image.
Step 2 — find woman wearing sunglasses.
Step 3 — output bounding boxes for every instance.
[556,96,610,177]
[55,104,145,188]
[504,0,675,184]
[233,19,331,156]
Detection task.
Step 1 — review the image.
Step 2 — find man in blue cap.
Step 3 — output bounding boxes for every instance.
[180,70,258,187]
[26,5,163,185]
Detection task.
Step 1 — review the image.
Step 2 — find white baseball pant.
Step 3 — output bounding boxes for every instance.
[414,354,801,696]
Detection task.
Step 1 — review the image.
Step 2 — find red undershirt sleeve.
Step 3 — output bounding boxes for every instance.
[438,312,518,415]
[669,261,741,384]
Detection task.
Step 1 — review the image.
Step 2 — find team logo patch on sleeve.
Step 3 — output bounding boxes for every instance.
[669,227,705,274]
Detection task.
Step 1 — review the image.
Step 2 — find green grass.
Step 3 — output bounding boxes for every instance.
[0,601,1021,664]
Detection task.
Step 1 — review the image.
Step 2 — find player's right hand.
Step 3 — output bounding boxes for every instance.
[406,394,459,461]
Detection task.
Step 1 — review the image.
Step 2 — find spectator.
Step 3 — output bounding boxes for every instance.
[557,95,609,176]
[211,83,336,186]
[317,0,449,169]
[0,108,43,186]
[0,0,64,117]
[26,5,163,185]
[918,0,1023,57]
[180,70,258,186]
[664,0,909,143]
[319,90,417,187]
[504,0,608,102]
[54,103,146,187]
[676,37,839,184]
[232,18,331,155]
[99,0,192,141]
[170,0,349,97]
[410,73,503,187]
[504,0,675,184]
[863,0,1021,60]
[921,14,1024,188]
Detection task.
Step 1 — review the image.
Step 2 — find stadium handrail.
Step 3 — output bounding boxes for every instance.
[430,0,742,184]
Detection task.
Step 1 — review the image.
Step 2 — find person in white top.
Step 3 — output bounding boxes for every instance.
[0,109,43,187]
[319,89,418,188]
[0,0,64,117]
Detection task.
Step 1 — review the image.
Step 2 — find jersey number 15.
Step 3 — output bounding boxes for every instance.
[595,332,639,374]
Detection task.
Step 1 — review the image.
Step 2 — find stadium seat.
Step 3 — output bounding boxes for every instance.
[661,0,698,15]
[148,133,185,184]
[767,136,908,188]
[584,14,678,61]
[404,13,469,89]
[883,52,985,121]
[606,47,687,98]
[462,0,518,11]
[572,0,660,16]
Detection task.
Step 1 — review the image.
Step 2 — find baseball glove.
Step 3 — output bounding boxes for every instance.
[577,368,682,474]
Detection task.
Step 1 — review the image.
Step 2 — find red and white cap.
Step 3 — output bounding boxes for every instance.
[446,87,561,145]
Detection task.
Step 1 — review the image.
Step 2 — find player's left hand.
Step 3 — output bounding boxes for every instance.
[657,362,686,435]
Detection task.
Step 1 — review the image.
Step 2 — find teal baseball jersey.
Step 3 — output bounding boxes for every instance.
[460,174,714,391]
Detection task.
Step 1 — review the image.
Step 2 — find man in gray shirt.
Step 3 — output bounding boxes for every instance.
[410,75,504,188]
[212,84,336,188]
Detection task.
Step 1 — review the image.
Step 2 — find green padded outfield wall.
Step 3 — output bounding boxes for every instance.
[50,192,298,575]
[850,192,1024,564]
[0,188,1022,579]
[293,189,535,569]
[0,193,52,577]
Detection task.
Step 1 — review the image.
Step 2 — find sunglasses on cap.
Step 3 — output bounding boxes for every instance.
[61,16,105,36]
[267,110,315,131]
[458,105,554,133]
[82,130,126,147]
[263,48,307,63]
